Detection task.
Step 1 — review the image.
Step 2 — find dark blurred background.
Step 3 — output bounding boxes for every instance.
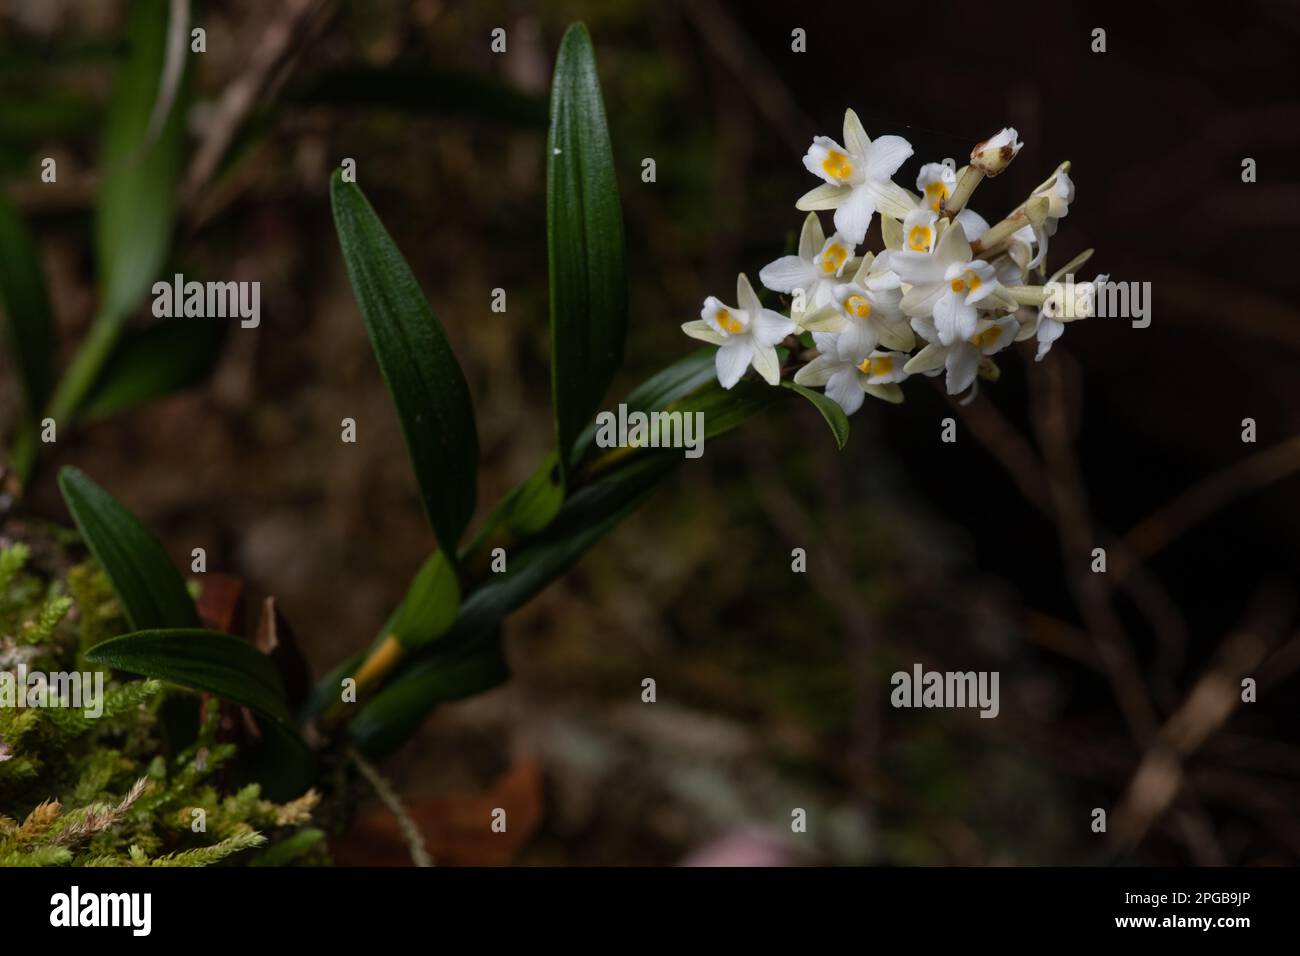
[2,0,1299,864]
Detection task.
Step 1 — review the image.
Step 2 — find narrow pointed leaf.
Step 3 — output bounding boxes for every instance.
[95,0,189,326]
[79,315,226,420]
[346,639,509,758]
[58,466,198,631]
[85,628,291,724]
[380,550,460,651]
[547,22,627,479]
[782,381,850,450]
[0,191,54,418]
[331,173,479,557]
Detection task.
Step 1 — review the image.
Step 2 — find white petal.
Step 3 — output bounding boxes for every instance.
[864,134,913,181]
[736,273,762,314]
[831,185,876,245]
[798,212,825,260]
[954,208,990,241]
[838,316,879,359]
[966,262,1000,305]
[801,304,847,333]
[842,109,872,159]
[934,221,973,268]
[758,256,813,294]
[863,178,918,220]
[900,281,944,317]
[793,353,838,388]
[910,313,940,343]
[876,318,915,352]
[904,344,947,375]
[715,340,754,389]
[864,383,904,404]
[825,367,866,416]
[944,345,979,395]
[681,320,726,346]
[751,344,782,385]
[796,183,852,211]
[890,250,946,286]
[1035,317,1065,361]
[752,308,796,346]
[933,292,977,346]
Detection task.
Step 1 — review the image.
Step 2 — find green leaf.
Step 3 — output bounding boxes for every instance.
[79,316,226,420]
[345,639,509,758]
[349,453,674,756]
[498,451,565,537]
[44,0,191,427]
[782,381,850,450]
[547,22,627,480]
[95,0,190,327]
[0,191,54,419]
[380,550,460,652]
[85,628,291,724]
[330,173,479,558]
[58,466,199,632]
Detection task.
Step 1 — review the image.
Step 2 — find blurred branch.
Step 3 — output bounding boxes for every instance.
[1119,434,1300,573]
[1027,356,1158,741]
[938,363,1188,680]
[1109,589,1293,853]
[181,0,331,210]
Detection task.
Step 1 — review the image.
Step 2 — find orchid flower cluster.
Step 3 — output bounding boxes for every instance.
[682,110,1103,413]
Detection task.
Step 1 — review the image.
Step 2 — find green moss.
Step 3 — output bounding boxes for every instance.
[0,543,324,866]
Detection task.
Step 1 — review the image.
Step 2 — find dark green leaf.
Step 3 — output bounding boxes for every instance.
[0,190,54,418]
[547,22,627,479]
[95,0,190,326]
[79,316,226,420]
[346,639,509,758]
[782,381,850,450]
[85,628,291,724]
[58,466,198,632]
[349,454,674,756]
[380,550,460,652]
[330,173,479,557]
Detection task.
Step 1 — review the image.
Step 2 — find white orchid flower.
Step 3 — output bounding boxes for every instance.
[1027,271,1108,361]
[902,208,939,253]
[758,212,856,317]
[681,273,795,389]
[890,222,1004,346]
[916,162,956,214]
[1024,167,1075,268]
[905,313,1018,396]
[950,207,1034,284]
[795,109,916,245]
[793,330,909,415]
[798,252,913,352]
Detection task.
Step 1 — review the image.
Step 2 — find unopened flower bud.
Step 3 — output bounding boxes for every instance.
[970,127,1023,177]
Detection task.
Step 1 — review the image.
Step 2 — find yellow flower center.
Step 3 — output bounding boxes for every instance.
[969,325,1003,349]
[924,180,950,213]
[822,149,854,181]
[715,308,744,334]
[950,270,982,295]
[857,354,893,376]
[908,225,933,251]
[846,294,872,318]
[819,242,848,274]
